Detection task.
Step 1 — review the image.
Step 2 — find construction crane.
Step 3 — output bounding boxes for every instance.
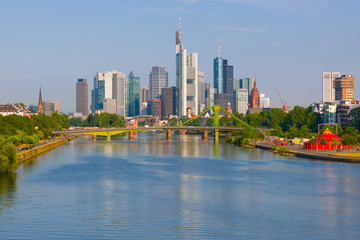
[274,86,291,112]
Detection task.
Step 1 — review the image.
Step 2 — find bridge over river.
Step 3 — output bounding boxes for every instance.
[53,126,250,142]
[53,105,269,142]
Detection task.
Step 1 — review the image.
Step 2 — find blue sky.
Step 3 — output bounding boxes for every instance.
[1,0,359,113]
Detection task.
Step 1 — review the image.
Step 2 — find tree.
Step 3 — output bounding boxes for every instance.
[206,117,214,126]
[344,126,357,139]
[309,137,317,145]
[245,113,262,127]
[299,125,311,138]
[0,144,17,170]
[341,134,357,146]
[219,116,230,126]
[0,155,9,174]
[348,107,360,130]
[319,137,327,150]
[287,126,299,139]
[330,138,340,149]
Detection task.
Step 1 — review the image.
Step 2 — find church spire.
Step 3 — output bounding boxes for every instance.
[37,87,44,114]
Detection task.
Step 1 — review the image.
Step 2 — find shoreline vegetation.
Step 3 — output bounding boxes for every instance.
[2,104,360,172]
[0,111,126,174]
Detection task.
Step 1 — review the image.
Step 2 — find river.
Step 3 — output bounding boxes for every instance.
[1,134,360,239]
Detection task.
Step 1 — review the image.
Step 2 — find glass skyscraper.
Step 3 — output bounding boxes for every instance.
[126,71,140,117]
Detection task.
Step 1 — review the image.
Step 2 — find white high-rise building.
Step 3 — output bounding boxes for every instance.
[113,71,126,116]
[323,72,340,102]
[260,93,270,108]
[92,70,126,116]
[198,71,205,112]
[175,18,200,116]
[235,89,248,115]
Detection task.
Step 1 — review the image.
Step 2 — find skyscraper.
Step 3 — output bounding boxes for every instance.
[126,71,140,117]
[234,89,248,115]
[112,71,126,116]
[149,66,168,100]
[213,44,233,95]
[322,72,340,102]
[91,70,126,116]
[198,71,205,112]
[161,87,175,118]
[334,74,355,101]
[140,86,149,116]
[76,79,89,116]
[240,77,255,100]
[175,18,200,116]
[147,99,161,118]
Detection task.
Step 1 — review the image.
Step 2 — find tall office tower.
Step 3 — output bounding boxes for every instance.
[322,72,341,102]
[172,86,177,116]
[149,66,168,100]
[204,82,211,110]
[240,77,255,99]
[235,89,248,115]
[43,100,60,116]
[175,18,200,116]
[103,98,117,114]
[213,44,233,95]
[334,74,355,101]
[233,78,241,90]
[91,70,126,116]
[147,99,161,118]
[161,87,174,118]
[76,79,89,116]
[126,71,140,117]
[214,46,224,93]
[224,60,233,94]
[140,86,149,116]
[214,93,229,110]
[249,80,260,108]
[186,53,199,115]
[37,87,44,114]
[198,71,205,112]
[210,88,217,108]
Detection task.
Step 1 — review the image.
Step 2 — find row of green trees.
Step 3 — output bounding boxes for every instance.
[0,112,125,174]
[69,113,126,128]
[167,106,360,144]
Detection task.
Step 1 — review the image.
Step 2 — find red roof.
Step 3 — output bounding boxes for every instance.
[317,128,341,142]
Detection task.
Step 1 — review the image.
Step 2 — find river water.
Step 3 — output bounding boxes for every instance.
[1,135,360,239]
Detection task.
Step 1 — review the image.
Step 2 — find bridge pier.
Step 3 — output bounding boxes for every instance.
[92,135,97,141]
[129,131,134,140]
[214,129,219,143]
[107,132,111,142]
[180,130,186,136]
[202,130,208,140]
[166,130,172,140]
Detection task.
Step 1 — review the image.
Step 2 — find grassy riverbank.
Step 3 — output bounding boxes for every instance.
[17,136,76,164]
[255,142,360,163]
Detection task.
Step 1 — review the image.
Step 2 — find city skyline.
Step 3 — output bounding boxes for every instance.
[1,0,360,113]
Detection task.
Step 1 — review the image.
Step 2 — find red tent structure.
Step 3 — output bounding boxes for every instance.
[303,128,344,150]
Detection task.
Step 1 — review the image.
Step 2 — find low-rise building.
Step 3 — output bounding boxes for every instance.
[0,103,31,117]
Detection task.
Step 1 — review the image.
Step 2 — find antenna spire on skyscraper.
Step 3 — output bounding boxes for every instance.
[179,17,181,43]
[218,43,221,57]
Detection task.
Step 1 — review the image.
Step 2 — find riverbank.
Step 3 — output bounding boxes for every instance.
[255,142,360,163]
[16,136,76,164]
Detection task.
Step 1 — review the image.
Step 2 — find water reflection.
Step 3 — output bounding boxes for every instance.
[2,135,360,239]
[0,172,17,209]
